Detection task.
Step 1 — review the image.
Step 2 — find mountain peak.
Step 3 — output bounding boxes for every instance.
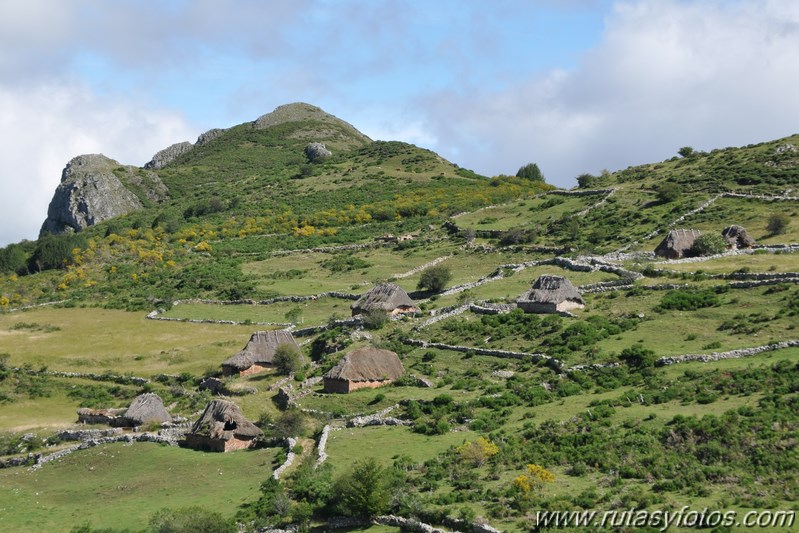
[252,102,371,143]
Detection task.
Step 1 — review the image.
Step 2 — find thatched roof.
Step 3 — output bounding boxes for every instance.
[722,225,756,249]
[517,275,584,305]
[352,283,417,313]
[188,399,262,440]
[324,347,404,382]
[654,229,702,258]
[124,393,171,426]
[222,330,298,371]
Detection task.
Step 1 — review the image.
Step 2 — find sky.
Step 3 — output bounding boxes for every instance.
[2,0,799,246]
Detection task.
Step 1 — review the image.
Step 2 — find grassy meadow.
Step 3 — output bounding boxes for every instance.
[0,307,253,375]
[3,127,799,531]
[0,443,279,532]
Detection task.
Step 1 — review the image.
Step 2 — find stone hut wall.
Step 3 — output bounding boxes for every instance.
[323,377,393,394]
[518,301,557,314]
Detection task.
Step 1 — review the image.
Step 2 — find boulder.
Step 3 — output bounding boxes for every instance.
[305,142,332,162]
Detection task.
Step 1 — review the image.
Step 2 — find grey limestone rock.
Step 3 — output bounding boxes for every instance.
[40,154,144,236]
[144,141,193,169]
[305,142,332,162]
[196,128,225,146]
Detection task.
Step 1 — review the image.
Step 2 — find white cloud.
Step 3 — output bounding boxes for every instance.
[0,82,195,246]
[420,0,799,185]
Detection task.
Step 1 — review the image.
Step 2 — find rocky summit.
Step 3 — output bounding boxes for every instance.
[40,155,145,236]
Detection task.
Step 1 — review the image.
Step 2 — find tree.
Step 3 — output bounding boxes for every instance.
[273,343,304,375]
[690,233,727,256]
[513,463,556,497]
[335,458,391,518]
[767,213,790,235]
[457,436,500,466]
[0,243,28,275]
[289,456,334,511]
[655,182,682,203]
[619,345,657,369]
[248,477,291,523]
[499,228,537,246]
[678,146,695,158]
[516,163,545,182]
[576,173,596,189]
[28,233,86,272]
[417,265,452,292]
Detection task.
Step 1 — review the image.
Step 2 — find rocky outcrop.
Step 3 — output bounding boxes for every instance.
[40,154,168,236]
[40,154,143,235]
[144,141,193,170]
[305,142,332,162]
[196,128,225,146]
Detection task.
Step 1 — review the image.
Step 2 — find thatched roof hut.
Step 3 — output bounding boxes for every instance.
[222,330,298,376]
[184,399,262,452]
[654,229,702,259]
[124,393,171,427]
[323,347,405,393]
[517,275,585,314]
[351,282,418,317]
[722,225,756,249]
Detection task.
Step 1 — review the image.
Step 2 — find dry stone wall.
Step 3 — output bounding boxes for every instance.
[272,437,298,479]
[657,340,799,366]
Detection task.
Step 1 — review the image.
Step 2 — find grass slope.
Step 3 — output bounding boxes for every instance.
[0,443,279,532]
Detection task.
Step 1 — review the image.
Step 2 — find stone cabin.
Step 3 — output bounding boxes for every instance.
[221,330,299,377]
[721,225,756,250]
[654,229,702,259]
[323,347,405,394]
[351,282,419,317]
[517,275,585,314]
[77,392,171,428]
[183,399,262,452]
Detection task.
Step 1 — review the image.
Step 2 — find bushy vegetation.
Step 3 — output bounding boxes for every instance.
[657,288,723,311]
[417,265,451,292]
[515,162,545,182]
[690,232,728,256]
[767,212,790,235]
[273,343,305,375]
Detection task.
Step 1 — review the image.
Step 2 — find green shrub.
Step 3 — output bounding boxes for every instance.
[273,343,304,375]
[655,182,682,203]
[516,162,545,182]
[690,233,727,256]
[272,410,306,439]
[362,308,389,330]
[417,265,452,292]
[767,213,790,235]
[619,345,657,369]
[657,289,720,311]
[334,457,391,518]
[320,254,371,272]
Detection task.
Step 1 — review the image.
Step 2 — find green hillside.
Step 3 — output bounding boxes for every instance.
[1,109,798,532]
